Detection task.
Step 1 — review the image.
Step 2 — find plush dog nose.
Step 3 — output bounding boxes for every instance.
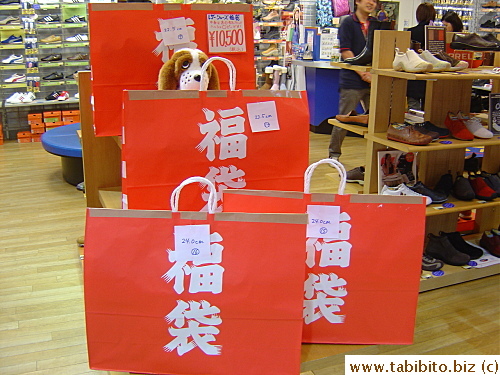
[194,74,201,82]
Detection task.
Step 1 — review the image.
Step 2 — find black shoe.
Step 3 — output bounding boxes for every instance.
[464,153,480,173]
[482,33,500,47]
[43,72,63,80]
[421,121,449,138]
[45,91,61,100]
[422,254,444,271]
[39,15,60,24]
[425,233,470,266]
[343,21,392,65]
[434,171,453,197]
[452,174,475,201]
[481,20,496,29]
[408,181,447,204]
[40,53,62,61]
[440,231,484,260]
[65,71,78,79]
[65,15,86,23]
[411,122,439,141]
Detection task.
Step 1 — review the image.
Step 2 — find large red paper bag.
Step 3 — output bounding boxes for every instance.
[121,58,310,211]
[223,159,427,344]
[84,177,307,374]
[89,3,256,136]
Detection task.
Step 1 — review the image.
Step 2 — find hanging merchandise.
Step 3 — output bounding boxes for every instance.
[332,0,350,17]
[316,0,334,27]
[121,58,310,211]
[84,177,307,375]
[223,159,427,344]
[89,3,256,136]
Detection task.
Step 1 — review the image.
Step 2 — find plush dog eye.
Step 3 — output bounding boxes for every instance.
[182,61,190,69]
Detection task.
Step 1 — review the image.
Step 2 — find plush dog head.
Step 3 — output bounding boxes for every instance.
[158,48,220,90]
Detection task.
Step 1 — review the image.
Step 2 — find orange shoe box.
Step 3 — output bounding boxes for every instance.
[45,121,64,129]
[17,131,32,143]
[62,110,80,123]
[30,122,45,131]
[31,134,42,142]
[43,111,62,123]
[28,113,43,124]
[31,127,45,134]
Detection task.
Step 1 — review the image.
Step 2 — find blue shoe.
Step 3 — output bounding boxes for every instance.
[1,35,22,44]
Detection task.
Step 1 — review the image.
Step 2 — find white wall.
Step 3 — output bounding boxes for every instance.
[395,0,421,30]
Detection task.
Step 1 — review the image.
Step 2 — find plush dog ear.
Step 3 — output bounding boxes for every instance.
[206,63,220,90]
[158,59,177,90]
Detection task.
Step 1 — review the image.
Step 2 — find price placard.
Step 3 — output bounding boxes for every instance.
[207,14,246,53]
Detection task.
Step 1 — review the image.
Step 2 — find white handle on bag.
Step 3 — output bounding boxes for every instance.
[200,56,236,91]
[304,158,347,195]
[170,177,217,214]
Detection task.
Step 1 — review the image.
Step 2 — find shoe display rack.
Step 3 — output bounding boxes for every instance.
[428,0,474,31]
[477,0,500,35]
[0,0,88,139]
[332,30,500,292]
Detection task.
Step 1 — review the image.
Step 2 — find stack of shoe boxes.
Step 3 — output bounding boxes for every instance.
[17,130,32,143]
[28,113,44,142]
[62,109,79,124]
[44,110,62,130]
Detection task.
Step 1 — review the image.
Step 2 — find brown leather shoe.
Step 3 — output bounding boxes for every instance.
[335,112,369,126]
[482,0,498,8]
[450,33,500,51]
[387,123,433,145]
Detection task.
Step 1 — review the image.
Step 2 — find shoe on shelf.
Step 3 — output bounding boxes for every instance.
[456,111,494,139]
[450,33,500,51]
[39,15,60,24]
[440,231,484,260]
[65,15,86,23]
[407,181,447,204]
[386,122,433,145]
[66,53,89,60]
[468,174,498,200]
[74,92,80,99]
[381,183,432,205]
[43,72,64,80]
[65,34,89,42]
[1,35,22,44]
[40,53,62,62]
[57,91,69,101]
[480,20,496,28]
[434,171,454,197]
[335,111,368,125]
[482,0,498,8]
[262,10,280,22]
[482,33,500,48]
[4,73,26,83]
[40,35,62,43]
[421,121,450,138]
[261,43,278,56]
[444,112,474,141]
[1,54,23,64]
[459,209,473,220]
[422,254,444,271]
[20,92,36,103]
[0,15,20,25]
[410,122,440,141]
[480,171,500,195]
[452,175,476,201]
[45,91,62,101]
[6,92,21,103]
[434,51,468,71]
[393,48,432,73]
[418,50,451,72]
[464,152,480,173]
[345,166,365,185]
[479,231,500,257]
[425,233,470,266]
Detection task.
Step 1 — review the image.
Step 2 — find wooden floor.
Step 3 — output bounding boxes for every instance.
[0,134,498,375]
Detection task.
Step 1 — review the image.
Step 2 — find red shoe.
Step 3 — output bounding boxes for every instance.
[479,231,500,257]
[444,112,474,141]
[468,175,498,200]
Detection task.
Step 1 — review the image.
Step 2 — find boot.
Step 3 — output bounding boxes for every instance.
[425,233,470,266]
[344,21,391,65]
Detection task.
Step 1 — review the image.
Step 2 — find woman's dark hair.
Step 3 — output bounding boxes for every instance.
[415,2,436,23]
[441,11,463,32]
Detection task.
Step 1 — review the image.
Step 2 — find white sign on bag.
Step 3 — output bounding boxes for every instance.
[246,101,280,132]
[306,205,340,239]
[207,14,246,53]
[174,224,211,263]
[160,17,190,47]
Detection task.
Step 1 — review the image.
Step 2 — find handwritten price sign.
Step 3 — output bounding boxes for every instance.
[207,14,246,53]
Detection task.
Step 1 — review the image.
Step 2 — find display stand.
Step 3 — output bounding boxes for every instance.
[330,30,500,292]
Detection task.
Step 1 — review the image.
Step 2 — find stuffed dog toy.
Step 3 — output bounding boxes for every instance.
[158,48,220,90]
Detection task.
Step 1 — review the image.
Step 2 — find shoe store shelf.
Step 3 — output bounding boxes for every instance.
[255,38,284,44]
[426,197,500,217]
[479,28,500,33]
[0,63,23,69]
[371,67,500,81]
[3,97,78,107]
[0,25,22,30]
[329,61,372,73]
[365,132,500,153]
[327,119,368,136]
[0,44,24,50]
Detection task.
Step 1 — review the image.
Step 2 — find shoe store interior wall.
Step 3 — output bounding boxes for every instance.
[0,0,499,373]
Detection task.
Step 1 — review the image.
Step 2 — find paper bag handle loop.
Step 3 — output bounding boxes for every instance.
[304,158,347,195]
[200,57,236,91]
[170,177,217,214]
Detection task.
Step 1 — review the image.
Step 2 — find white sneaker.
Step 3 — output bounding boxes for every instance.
[20,92,36,103]
[457,111,494,139]
[418,50,451,72]
[6,92,21,103]
[66,34,88,42]
[4,73,26,83]
[2,54,23,64]
[57,91,69,101]
[381,183,432,205]
[74,92,79,99]
[393,48,432,73]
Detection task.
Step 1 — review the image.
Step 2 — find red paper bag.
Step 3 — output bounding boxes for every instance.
[223,159,427,344]
[122,58,310,211]
[84,177,307,375]
[89,3,256,136]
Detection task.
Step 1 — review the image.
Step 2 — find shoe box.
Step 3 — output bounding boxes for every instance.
[43,110,62,124]
[45,121,64,130]
[17,130,32,143]
[62,110,80,124]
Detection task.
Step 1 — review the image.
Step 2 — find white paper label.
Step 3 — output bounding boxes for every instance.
[207,14,246,53]
[174,224,211,263]
[246,101,280,132]
[160,17,189,47]
[306,205,340,239]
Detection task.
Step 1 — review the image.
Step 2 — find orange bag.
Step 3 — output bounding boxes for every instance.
[223,159,427,344]
[84,177,307,374]
[89,3,256,136]
[121,58,310,211]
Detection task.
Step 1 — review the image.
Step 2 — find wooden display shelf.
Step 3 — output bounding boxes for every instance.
[98,187,122,209]
[371,67,500,81]
[426,197,500,216]
[329,61,372,72]
[364,132,500,153]
[328,119,368,135]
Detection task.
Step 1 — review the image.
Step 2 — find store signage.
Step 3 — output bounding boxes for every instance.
[489,93,500,135]
[424,25,446,54]
[207,13,246,53]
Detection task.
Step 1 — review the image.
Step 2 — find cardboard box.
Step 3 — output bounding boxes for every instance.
[17,131,32,143]
[31,134,42,142]
[30,122,45,130]
[31,127,45,134]
[28,113,43,124]
[45,121,64,129]
[43,111,62,123]
[62,110,80,123]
